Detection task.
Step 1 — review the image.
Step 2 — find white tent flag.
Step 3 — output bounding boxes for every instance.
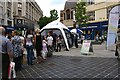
[107,6,120,49]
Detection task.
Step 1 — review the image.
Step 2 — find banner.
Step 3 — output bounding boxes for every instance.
[107,6,120,49]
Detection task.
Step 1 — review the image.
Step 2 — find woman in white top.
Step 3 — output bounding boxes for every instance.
[26,30,34,65]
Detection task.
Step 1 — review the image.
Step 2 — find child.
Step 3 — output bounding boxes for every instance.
[56,35,62,52]
[42,40,48,60]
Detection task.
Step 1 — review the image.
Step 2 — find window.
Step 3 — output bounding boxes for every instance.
[64,13,65,20]
[71,11,73,19]
[7,9,11,18]
[18,10,22,16]
[66,9,70,20]
[7,2,11,9]
[0,7,3,17]
[18,3,22,8]
[87,11,95,21]
[18,0,22,2]
[87,0,95,5]
[0,0,4,5]
[60,13,63,17]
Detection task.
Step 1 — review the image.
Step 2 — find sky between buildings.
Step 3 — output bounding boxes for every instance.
[35,0,67,20]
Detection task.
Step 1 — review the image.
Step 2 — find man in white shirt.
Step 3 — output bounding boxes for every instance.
[47,33,53,46]
[47,32,53,53]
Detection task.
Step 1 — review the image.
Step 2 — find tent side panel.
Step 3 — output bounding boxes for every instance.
[60,28,69,50]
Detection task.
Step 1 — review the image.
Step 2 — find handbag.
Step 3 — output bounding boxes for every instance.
[8,62,16,79]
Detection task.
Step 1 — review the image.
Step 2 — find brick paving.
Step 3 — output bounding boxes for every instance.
[16,43,120,79]
[16,55,120,79]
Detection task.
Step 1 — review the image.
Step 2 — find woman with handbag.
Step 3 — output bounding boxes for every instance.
[11,30,23,71]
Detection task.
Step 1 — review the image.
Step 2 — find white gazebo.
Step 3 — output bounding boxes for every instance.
[40,20,70,51]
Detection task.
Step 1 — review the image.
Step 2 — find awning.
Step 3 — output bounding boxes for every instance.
[15,24,34,30]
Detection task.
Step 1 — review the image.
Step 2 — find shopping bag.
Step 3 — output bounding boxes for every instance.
[41,50,47,59]
[23,48,27,55]
[33,49,37,58]
[23,54,27,64]
[8,62,16,79]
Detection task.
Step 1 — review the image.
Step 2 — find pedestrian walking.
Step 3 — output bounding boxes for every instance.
[11,30,23,71]
[26,30,34,65]
[0,26,13,79]
[51,31,57,51]
[34,28,43,64]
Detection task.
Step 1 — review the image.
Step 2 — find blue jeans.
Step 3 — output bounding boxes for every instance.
[26,45,33,65]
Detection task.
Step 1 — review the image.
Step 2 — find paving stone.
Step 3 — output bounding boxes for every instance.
[16,43,119,79]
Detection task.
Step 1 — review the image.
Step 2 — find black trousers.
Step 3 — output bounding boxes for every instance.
[56,43,61,52]
[2,53,10,79]
[13,56,22,72]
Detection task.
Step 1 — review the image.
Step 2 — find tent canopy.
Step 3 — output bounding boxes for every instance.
[40,20,70,51]
[41,20,69,31]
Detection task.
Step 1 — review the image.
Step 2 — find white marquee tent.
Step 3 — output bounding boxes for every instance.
[40,20,70,50]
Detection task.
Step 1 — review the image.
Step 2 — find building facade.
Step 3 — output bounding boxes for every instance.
[60,0,78,28]
[0,0,13,26]
[13,0,43,30]
[0,0,3,25]
[60,0,120,28]
[80,0,120,40]
[0,0,43,30]
[86,0,120,22]
[60,0,120,39]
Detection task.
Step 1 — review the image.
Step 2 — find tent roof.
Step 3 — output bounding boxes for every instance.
[41,20,68,31]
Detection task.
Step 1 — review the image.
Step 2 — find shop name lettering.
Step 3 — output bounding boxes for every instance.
[111,12,119,14]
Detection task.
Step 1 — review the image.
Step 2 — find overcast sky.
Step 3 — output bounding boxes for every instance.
[35,0,67,19]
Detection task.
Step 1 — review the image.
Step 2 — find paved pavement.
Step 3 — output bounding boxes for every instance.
[16,43,120,79]
[55,42,116,58]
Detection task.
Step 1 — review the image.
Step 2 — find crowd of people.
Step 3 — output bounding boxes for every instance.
[1,26,65,79]
[1,24,83,79]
